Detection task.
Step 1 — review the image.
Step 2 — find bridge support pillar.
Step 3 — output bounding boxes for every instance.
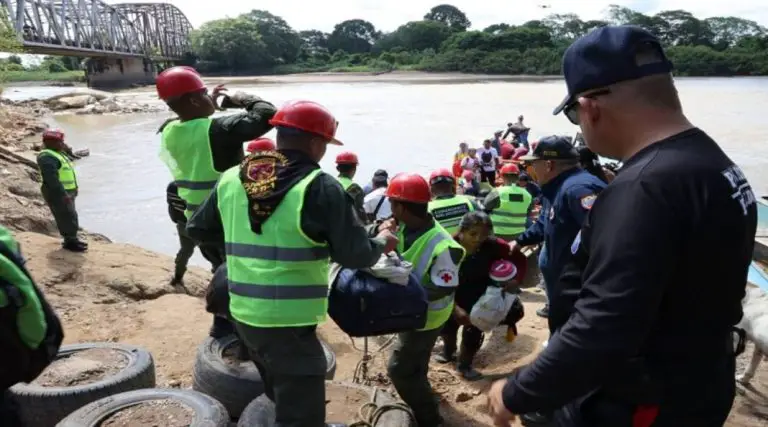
[84,57,156,90]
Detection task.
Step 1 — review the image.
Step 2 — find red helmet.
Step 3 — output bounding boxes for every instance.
[429,168,455,185]
[335,151,358,165]
[385,173,431,204]
[500,163,521,175]
[269,100,342,145]
[246,138,276,153]
[42,129,64,141]
[156,66,206,101]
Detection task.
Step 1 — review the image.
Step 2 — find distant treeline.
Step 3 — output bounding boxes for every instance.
[186,4,768,76]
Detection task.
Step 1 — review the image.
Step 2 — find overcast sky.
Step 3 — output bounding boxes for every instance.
[152,0,768,31]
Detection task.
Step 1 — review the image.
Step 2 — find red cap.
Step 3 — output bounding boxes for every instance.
[42,129,65,141]
[155,66,206,101]
[335,151,359,165]
[246,138,276,153]
[385,173,431,204]
[500,163,520,175]
[269,100,342,145]
[489,260,518,282]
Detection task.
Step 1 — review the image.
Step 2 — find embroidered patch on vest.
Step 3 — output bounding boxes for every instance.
[241,151,288,214]
[580,194,597,210]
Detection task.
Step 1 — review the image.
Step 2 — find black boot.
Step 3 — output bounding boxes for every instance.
[434,336,456,364]
[209,316,234,338]
[62,239,87,252]
[457,339,483,381]
[520,411,555,426]
[536,304,549,318]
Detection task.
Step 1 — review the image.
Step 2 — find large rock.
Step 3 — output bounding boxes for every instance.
[48,95,97,110]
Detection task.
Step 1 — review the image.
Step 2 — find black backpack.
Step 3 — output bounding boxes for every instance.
[481,151,493,163]
[0,235,64,390]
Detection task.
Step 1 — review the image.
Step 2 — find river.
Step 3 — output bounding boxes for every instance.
[5,75,768,267]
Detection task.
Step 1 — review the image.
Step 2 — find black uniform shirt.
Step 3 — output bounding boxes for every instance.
[503,128,758,414]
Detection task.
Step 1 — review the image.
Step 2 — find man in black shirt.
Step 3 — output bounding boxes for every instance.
[488,25,758,427]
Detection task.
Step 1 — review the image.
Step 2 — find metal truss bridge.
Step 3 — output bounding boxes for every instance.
[0,1,192,60]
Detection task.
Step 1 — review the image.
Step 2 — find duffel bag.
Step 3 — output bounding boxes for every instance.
[329,266,428,337]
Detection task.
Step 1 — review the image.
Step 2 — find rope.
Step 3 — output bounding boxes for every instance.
[349,387,417,427]
[349,334,397,385]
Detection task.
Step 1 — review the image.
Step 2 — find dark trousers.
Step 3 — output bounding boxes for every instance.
[235,322,326,427]
[388,328,443,427]
[480,170,496,186]
[174,222,196,279]
[0,391,20,427]
[440,316,484,369]
[42,189,79,241]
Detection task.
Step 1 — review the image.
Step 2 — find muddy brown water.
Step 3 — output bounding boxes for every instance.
[6,76,767,268]
[34,348,127,387]
[99,399,193,427]
[325,383,370,423]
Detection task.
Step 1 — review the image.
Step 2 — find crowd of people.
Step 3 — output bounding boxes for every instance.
[0,24,759,427]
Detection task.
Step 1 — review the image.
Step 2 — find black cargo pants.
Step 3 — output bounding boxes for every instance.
[388,327,443,427]
[235,323,326,427]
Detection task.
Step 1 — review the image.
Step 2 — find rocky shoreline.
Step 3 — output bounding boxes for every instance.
[2,88,164,117]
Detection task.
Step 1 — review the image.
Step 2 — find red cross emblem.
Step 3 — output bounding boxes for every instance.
[440,272,453,283]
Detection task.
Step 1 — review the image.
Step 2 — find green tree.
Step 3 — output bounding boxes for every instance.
[243,10,302,63]
[191,17,272,71]
[7,54,21,64]
[705,17,766,50]
[375,20,453,52]
[424,4,471,31]
[327,19,379,53]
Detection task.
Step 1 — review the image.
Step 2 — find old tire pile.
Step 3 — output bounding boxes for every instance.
[192,334,337,418]
[56,388,229,427]
[9,342,155,427]
[237,381,414,427]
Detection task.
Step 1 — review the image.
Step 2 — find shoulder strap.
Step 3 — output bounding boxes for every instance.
[373,194,386,217]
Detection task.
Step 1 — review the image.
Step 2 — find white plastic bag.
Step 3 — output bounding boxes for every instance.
[470,286,515,332]
[362,252,413,286]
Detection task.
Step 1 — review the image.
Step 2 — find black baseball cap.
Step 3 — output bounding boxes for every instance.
[519,136,578,161]
[372,169,388,185]
[552,25,674,115]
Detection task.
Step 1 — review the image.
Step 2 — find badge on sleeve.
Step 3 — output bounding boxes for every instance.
[438,270,454,284]
[580,194,597,210]
[571,230,582,255]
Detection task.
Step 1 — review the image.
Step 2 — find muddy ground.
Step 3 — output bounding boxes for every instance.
[1,102,766,426]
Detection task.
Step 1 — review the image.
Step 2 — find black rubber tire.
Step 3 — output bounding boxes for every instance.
[237,381,413,427]
[9,342,155,427]
[192,334,337,418]
[56,388,229,427]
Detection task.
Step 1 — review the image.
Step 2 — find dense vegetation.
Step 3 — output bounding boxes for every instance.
[188,4,768,76]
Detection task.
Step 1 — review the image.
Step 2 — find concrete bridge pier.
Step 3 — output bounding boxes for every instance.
[84,57,156,90]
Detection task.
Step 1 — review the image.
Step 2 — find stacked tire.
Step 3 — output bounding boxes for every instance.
[191,334,337,418]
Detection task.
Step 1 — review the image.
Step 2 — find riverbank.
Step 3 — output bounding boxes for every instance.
[0,69,84,84]
[201,70,561,85]
[0,101,766,426]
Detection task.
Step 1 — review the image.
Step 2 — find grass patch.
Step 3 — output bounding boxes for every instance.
[0,69,85,83]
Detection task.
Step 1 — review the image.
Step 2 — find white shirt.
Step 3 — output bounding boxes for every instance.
[428,249,460,288]
[476,147,499,172]
[460,156,478,170]
[363,187,392,220]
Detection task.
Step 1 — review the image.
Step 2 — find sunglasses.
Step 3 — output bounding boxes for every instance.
[564,89,612,125]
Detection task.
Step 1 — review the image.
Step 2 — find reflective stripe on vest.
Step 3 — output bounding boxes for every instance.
[160,118,220,219]
[38,149,77,191]
[337,176,354,191]
[217,167,329,327]
[428,196,475,235]
[0,226,47,349]
[399,222,466,331]
[491,186,532,236]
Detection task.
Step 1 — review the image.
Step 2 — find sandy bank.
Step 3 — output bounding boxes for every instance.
[0,101,765,426]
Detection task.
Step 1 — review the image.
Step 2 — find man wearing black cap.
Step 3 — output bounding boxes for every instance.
[488,25,757,427]
[362,169,388,196]
[363,170,391,222]
[511,136,605,323]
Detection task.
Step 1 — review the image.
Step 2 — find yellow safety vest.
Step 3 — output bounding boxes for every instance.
[38,149,77,191]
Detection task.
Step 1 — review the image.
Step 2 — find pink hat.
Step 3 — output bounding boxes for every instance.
[489,260,517,282]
